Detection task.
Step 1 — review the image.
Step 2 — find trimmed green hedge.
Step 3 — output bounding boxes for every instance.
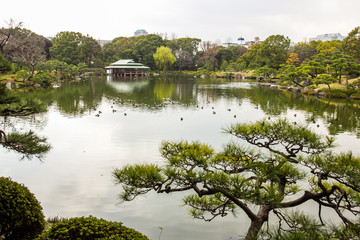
[0,177,45,240]
[38,216,149,240]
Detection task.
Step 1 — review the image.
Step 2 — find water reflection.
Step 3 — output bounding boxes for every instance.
[32,76,358,137]
[0,115,51,160]
[19,76,360,138]
[1,75,359,240]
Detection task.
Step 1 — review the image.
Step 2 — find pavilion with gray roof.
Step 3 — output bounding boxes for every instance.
[105,59,150,77]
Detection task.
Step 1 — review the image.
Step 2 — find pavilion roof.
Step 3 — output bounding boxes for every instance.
[105,59,150,69]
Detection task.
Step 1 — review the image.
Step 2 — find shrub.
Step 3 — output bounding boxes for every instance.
[301,89,316,95]
[347,79,360,90]
[38,216,149,240]
[0,53,13,73]
[350,93,360,100]
[16,70,30,82]
[325,91,348,98]
[0,177,45,240]
[32,72,58,87]
[0,87,19,104]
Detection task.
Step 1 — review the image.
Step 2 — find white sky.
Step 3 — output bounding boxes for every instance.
[2,0,359,43]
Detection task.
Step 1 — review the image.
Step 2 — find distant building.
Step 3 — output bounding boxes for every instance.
[98,39,111,47]
[244,37,262,48]
[222,37,262,48]
[309,33,345,42]
[222,42,239,47]
[134,29,148,37]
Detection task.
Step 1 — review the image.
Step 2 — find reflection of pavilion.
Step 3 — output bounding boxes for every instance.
[105,59,150,77]
[106,78,150,93]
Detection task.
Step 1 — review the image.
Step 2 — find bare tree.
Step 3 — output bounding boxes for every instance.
[0,19,23,55]
[198,41,220,69]
[174,49,193,70]
[5,29,47,76]
[16,35,46,76]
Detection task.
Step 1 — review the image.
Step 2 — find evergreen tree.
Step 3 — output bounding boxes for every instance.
[113,119,360,239]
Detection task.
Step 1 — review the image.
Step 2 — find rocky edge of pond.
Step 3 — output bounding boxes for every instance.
[256,82,360,99]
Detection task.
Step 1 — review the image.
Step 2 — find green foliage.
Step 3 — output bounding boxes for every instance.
[32,72,58,87]
[132,34,164,69]
[291,41,320,64]
[0,177,45,240]
[215,46,239,65]
[37,60,89,80]
[305,152,360,193]
[196,61,215,76]
[347,78,360,91]
[259,35,291,69]
[261,211,332,240]
[226,119,333,157]
[239,35,290,70]
[237,43,262,70]
[101,36,137,64]
[316,40,342,53]
[0,52,13,73]
[342,26,360,61]
[251,65,277,81]
[112,118,360,239]
[153,46,176,71]
[50,31,83,65]
[300,59,326,79]
[113,164,164,201]
[212,46,246,71]
[0,86,47,116]
[329,219,360,240]
[331,53,359,84]
[1,130,51,160]
[79,36,101,66]
[16,69,30,82]
[176,38,201,56]
[0,86,19,104]
[313,74,337,91]
[38,216,149,240]
[261,211,360,240]
[50,31,101,66]
[0,97,47,116]
[325,88,357,98]
[278,64,307,87]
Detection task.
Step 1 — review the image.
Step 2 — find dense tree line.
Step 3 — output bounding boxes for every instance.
[1,19,360,90]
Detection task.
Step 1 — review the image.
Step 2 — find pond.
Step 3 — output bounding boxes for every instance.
[1,75,360,240]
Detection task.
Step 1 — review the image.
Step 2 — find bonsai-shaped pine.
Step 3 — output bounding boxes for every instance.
[38,216,149,240]
[0,177,46,240]
[113,119,360,239]
[313,74,337,92]
[251,65,277,82]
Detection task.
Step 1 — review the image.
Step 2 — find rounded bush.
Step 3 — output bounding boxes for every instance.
[350,93,360,100]
[301,89,316,95]
[325,91,348,98]
[38,216,149,240]
[0,177,45,240]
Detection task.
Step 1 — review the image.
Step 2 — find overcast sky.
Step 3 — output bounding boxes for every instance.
[2,0,359,43]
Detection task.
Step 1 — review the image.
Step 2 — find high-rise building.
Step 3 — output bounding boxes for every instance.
[309,33,345,41]
[134,29,148,37]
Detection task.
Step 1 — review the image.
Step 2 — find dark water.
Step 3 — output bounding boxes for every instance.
[1,75,360,239]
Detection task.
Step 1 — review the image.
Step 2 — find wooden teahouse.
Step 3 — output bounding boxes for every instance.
[105,59,150,77]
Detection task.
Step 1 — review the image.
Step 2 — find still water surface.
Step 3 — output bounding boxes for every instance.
[1,76,360,239]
